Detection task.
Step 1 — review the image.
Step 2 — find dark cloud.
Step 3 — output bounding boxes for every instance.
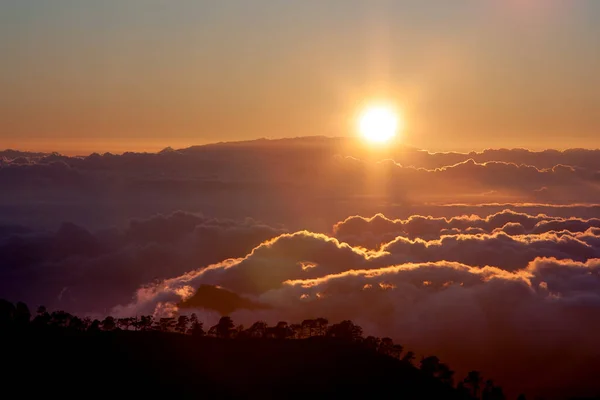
[0,212,286,314]
[179,285,270,315]
[3,138,600,231]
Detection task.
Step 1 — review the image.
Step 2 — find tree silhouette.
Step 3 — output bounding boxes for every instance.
[420,356,441,376]
[268,321,294,339]
[456,382,470,399]
[187,313,204,336]
[32,305,51,328]
[0,299,16,330]
[379,337,396,356]
[326,320,363,341]
[14,302,31,328]
[437,363,455,387]
[289,323,302,339]
[419,356,454,386]
[464,371,483,399]
[301,319,316,338]
[482,379,506,400]
[88,319,101,332]
[363,336,381,351]
[175,315,189,334]
[137,315,153,331]
[68,316,86,331]
[314,318,328,336]
[245,321,268,338]
[158,317,176,332]
[232,324,245,339]
[391,344,404,359]
[102,316,116,331]
[213,316,235,339]
[51,311,72,328]
[401,351,416,365]
[0,300,517,400]
[117,317,133,331]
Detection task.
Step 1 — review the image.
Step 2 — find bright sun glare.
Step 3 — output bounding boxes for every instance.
[358,105,401,144]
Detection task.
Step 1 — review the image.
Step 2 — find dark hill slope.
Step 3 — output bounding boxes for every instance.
[3,329,461,399]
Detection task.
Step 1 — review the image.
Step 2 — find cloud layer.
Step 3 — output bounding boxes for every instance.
[107,208,600,397]
[3,138,600,231]
[0,212,285,314]
[4,139,600,397]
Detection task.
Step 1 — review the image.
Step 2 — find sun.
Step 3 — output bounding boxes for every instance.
[358,105,401,144]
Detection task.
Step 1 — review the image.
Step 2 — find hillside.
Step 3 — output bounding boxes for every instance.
[3,328,461,399]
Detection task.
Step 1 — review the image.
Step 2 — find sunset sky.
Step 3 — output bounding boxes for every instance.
[5,4,600,397]
[2,0,599,154]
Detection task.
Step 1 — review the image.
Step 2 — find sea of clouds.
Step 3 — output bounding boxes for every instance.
[2,137,600,397]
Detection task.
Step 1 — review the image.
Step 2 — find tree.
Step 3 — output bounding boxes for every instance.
[419,356,454,386]
[137,315,154,331]
[289,324,302,339]
[301,319,316,338]
[88,319,101,332]
[482,380,505,400]
[437,363,455,387]
[464,371,483,399]
[117,317,133,331]
[401,351,415,365]
[420,356,441,376]
[456,382,470,399]
[188,314,205,336]
[326,320,363,342]
[158,317,176,332]
[213,316,235,339]
[82,317,92,330]
[314,318,329,336]
[245,321,268,338]
[391,344,404,359]
[32,305,51,328]
[0,299,16,330]
[102,316,116,331]
[232,325,245,339]
[14,302,31,327]
[68,316,86,331]
[51,311,73,328]
[175,315,189,334]
[363,336,381,351]
[269,321,294,339]
[379,337,395,356]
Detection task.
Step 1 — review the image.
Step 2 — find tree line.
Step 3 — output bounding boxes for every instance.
[0,299,525,400]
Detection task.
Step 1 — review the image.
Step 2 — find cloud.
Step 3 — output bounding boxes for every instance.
[5,208,599,316]
[116,224,600,396]
[5,138,600,396]
[108,207,600,396]
[0,212,286,314]
[118,221,600,318]
[334,210,600,247]
[3,138,600,232]
[179,285,270,315]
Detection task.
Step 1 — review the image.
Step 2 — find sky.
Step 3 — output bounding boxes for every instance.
[1,0,600,154]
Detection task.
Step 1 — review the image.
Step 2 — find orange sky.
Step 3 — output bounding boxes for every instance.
[1,1,599,154]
